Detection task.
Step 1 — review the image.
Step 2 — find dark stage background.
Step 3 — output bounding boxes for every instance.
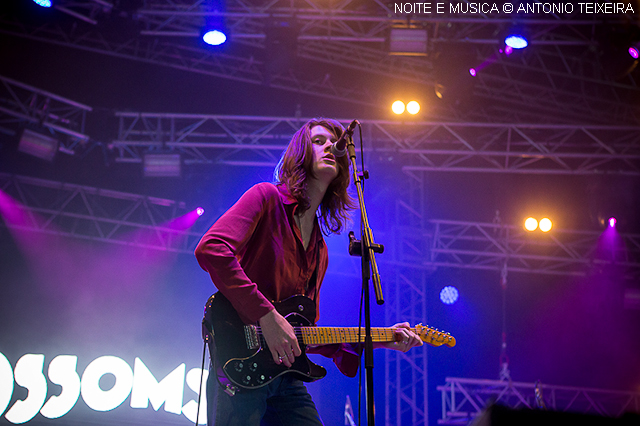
[1,2,640,426]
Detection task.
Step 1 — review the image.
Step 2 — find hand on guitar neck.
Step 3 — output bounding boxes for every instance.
[373,322,424,352]
[259,309,302,368]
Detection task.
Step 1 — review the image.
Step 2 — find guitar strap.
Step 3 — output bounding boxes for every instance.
[306,242,321,303]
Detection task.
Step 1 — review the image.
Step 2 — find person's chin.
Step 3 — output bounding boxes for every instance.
[316,166,338,181]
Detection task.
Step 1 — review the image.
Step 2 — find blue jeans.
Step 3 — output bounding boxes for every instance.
[207,365,324,426]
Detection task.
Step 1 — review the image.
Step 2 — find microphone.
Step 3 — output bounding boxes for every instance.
[331,119,358,157]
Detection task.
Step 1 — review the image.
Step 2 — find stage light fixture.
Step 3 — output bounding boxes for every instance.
[440,286,459,305]
[18,128,59,162]
[539,218,552,232]
[469,68,477,77]
[391,100,405,114]
[196,207,205,216]
[406,101,420,114]
[505,34,528,49]
[32,0,52,7]
[500,46,514,56]
[609,217,617,228]
[389,28,427,56]
[203,29,227,46]
[524,217,538,232]
[143,153,181,177]
[629,44,640,59]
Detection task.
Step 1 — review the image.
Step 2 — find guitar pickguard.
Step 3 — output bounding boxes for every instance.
[204,292,327,390]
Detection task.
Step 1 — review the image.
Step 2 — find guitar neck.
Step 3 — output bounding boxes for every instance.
[299,326,404,345]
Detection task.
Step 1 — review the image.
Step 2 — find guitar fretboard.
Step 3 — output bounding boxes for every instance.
[298,327,407,345]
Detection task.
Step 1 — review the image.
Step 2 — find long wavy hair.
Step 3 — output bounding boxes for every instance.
[274,118,356,234]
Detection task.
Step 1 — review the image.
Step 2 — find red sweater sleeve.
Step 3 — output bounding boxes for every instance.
[307,343,362,378]
[194,183,275,324]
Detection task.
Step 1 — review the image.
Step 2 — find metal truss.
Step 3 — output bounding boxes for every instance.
[384,163,430,426]
[0,74,91,144]
[398,219,640,279]
[48,0,114,26]
[385,271,429,426]
[1,1,639,123]
[110,113,640,175]
[0,3,381,108]
[437,377,640,424]
[0,173,205,253]
[134,0,640,123]
[1,170,639,426]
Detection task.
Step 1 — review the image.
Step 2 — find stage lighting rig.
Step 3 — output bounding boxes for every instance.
[32,0,52,7]
[18,128,59,162]
[391,100,420,115]
[203,29,227,46]
[389,28,428,56]
[524,217,553,232]
[143,153,181,177]
[504,34,528,50]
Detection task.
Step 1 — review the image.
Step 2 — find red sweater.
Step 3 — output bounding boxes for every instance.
[195,182,360,377]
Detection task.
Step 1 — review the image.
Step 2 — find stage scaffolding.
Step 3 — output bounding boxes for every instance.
[1,78,640,425]
[109,112,640,176]
[437,377,640,424]
[2,1,640,124]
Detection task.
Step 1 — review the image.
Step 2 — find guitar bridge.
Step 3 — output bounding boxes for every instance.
[244,325,260,350]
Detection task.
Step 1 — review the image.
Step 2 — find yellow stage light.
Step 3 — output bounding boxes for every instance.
[392,100,405,114]
[539,218,552,232]
[407,101,420,114]
[524,217,538,231]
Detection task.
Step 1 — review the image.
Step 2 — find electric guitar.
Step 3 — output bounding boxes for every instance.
[202,292,456,391]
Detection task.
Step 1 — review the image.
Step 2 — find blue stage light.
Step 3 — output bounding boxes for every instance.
[203,30,227,46]
[504,35,528,49]
[440,286,459,305]
[33,0,52,6]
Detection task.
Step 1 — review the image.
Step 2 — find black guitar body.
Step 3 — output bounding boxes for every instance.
[203,292,327,390]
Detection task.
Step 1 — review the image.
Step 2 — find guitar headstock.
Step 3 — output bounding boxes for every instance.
[414,324,456,348]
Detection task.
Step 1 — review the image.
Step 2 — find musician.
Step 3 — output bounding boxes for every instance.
[195,118,423,425]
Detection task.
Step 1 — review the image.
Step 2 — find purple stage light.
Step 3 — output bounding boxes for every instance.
[440,286,459,305]
[504,46,513,56]
[469,68,477,77]
[161,208,204,231]
[629,46,639,59]
[609,217,617,228]
[0,190,34,228]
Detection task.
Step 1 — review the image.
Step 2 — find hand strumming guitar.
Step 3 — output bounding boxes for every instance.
[258,309,302,368]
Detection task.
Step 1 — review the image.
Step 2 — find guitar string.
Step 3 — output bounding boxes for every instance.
[251,326,438,345]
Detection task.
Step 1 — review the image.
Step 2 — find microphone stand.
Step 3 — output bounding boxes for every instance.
[345,127,384,426]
